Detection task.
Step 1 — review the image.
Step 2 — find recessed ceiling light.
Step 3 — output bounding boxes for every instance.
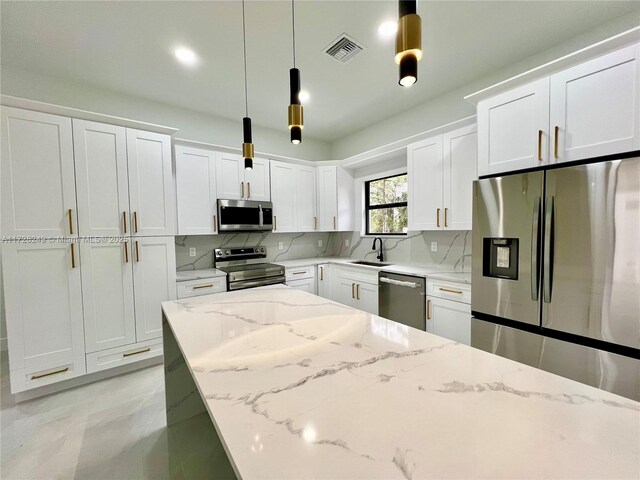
[378,20,398,38]
[298,90,310,103]
[174,47,198,66]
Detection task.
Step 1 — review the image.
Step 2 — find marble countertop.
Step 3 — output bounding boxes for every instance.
[176,268,227,282]
[162,286,640,479]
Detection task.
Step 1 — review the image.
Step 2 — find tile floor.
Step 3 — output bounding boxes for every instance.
[1,352,173,479]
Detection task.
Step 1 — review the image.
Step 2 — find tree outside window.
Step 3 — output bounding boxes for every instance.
[365,174,408,235]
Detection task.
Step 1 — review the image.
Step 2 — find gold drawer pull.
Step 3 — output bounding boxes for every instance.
[68,208,74,235]
[123,347,151,358]
[439,287,463,294]
[31,367,69,380]
[292,271,306,275]
[192,284,214,290]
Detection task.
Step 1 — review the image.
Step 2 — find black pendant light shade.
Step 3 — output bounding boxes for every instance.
[242,117,254,171]
[396,0,422,87]
[288,68,304,144]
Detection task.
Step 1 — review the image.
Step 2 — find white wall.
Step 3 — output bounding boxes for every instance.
[332,12,640,159]
[0,67,332,162]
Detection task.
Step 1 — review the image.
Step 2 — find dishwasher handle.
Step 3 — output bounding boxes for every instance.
[379,276,421,289]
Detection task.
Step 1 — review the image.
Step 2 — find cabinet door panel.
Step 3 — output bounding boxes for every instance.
[550,44,640,163]
[296,166,317,232]
[127,130,175,236]
[357,282,378,315]
[443,125,477,231]
[317,166,338,231]
[427,296,471,345]
[74,120,129,237]
[334,275,358,308]
[317,264,332,298]
[2,242,85,380]
[408,135,443,231]
[80,241,135,353]
[216,153,243,200]
[478,78,550,176]
[287,277,316,294]
[175,146,218,235]
[133,237,176,342]
[1,107,77,237]
[270,161,296,232]
[245,158,270,201]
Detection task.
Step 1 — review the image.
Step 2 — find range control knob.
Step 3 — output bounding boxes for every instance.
[225,250,231,256]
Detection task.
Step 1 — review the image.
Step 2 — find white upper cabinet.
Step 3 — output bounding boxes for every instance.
[1,107,77,238]
[73,120,130,237]
[127,129,175,236]
[132,236,176,342]
[549,44,640,163]
[216,153,270,201]
[270,161,296,232]
[316,165,354,231]
[2,241,86,393]
[80,240,136,353]
[443,124,478,230]
[478,78,550,176]
[408,135,444,231]
[295,165,317,232]
[175,146,218,235]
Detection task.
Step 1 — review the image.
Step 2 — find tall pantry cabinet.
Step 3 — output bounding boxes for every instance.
[1,106,176,393]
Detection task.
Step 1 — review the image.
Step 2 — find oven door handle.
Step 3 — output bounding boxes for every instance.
[229,276,286,291]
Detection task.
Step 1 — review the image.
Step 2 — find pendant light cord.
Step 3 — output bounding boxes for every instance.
[242,0,249,117]
[291,0,296,68]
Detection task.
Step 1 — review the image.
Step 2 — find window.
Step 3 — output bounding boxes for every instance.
[365,173,408,235]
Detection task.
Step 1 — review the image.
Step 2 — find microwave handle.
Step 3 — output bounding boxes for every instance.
[258,204,263,227]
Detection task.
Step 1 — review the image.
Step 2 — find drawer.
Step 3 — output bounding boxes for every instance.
[285,265,315,281]
[10,360,86,393]
[334,265,379,285]
[427,279,471,304]
[177,276,226,298]
[86,339,163,374]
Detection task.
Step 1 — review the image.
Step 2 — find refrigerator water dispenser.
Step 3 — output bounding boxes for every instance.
[483,238,519,280]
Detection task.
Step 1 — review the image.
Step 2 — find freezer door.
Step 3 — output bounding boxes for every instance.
[543,158,640,350]
[472,172,544,326]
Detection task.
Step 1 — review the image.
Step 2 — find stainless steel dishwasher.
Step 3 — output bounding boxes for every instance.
[378,272,426,330]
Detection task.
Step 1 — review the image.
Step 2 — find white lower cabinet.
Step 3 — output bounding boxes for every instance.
[287,277,316,294]
[86,338,163,374]
[132,237,177,342]
[332,266,378,315]
[285,265,316,294]
[426,279,471,345]
[80,240,136,353]
[317,264,332,298]
[176,276,226,299]
[2,241,86,393]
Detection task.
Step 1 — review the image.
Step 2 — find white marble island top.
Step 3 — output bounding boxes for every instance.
[162,286,639,479]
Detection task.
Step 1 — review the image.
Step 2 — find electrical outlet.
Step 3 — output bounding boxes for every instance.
[431,242,437,252]
[278,242,284,250]
[345,239,350,247]
[189,248,197,257]
[318,239,323,247]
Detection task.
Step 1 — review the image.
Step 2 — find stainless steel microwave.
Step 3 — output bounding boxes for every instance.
[217,199,273,232]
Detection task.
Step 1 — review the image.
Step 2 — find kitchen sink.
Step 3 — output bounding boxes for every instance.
[349,260,392,267]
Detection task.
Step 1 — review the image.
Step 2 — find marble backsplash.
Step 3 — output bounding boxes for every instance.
[175,230,471,272]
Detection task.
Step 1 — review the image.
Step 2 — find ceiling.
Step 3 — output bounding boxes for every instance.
[1,1,639,143]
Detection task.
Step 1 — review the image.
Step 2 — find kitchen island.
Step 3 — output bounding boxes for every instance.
[162,286,639,479]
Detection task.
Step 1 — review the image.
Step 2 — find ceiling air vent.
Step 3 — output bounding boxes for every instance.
[324,34,365,63]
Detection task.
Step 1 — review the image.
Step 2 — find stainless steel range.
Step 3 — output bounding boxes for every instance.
[214,247,285,291]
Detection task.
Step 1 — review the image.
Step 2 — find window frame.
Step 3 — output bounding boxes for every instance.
[364,172,408,236]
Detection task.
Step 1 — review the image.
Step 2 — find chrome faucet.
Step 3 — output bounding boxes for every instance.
[372,237,384,263]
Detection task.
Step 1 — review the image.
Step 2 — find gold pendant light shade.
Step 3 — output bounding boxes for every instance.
[395,14,422,64]
[288,104,304,130]
[242,142,254,159]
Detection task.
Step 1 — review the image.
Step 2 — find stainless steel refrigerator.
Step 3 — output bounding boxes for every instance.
[471,157,640,400]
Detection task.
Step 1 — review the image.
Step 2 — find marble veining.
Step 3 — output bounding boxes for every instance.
[162,286,640,480]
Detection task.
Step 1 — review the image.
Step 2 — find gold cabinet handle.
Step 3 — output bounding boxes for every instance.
[439,287,463,294]
[537,130,543,162]
[427,299,431,320]
[444,208,448,228]
[124,241,129,263]
[274,216,277,230]
[247,182,251,199]
[70,243,76,269]
[192,284,213,290]
[554,126,559,159]
[313,216,317,230]
[352,283,355,299]
[134,241,140,262]
[123,347,151,358]
[68,208,74,235]
[356,283,360,300]
[31,367,69,380]
[292,271,306,275]
[241,182,245,198]
[122,211,127,234]
[319,266,324,281]
[436,208,441,228]
[213,214,217,233]
[333,216,337,230]
[133,211,139,233]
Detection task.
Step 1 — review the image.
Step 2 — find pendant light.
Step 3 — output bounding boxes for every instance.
[395,0,422,87]
[288,0,303,144]
[241,0,254,170]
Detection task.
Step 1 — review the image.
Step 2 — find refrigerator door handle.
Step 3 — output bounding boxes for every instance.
[530,196,541,301]
[543,196,555,303]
